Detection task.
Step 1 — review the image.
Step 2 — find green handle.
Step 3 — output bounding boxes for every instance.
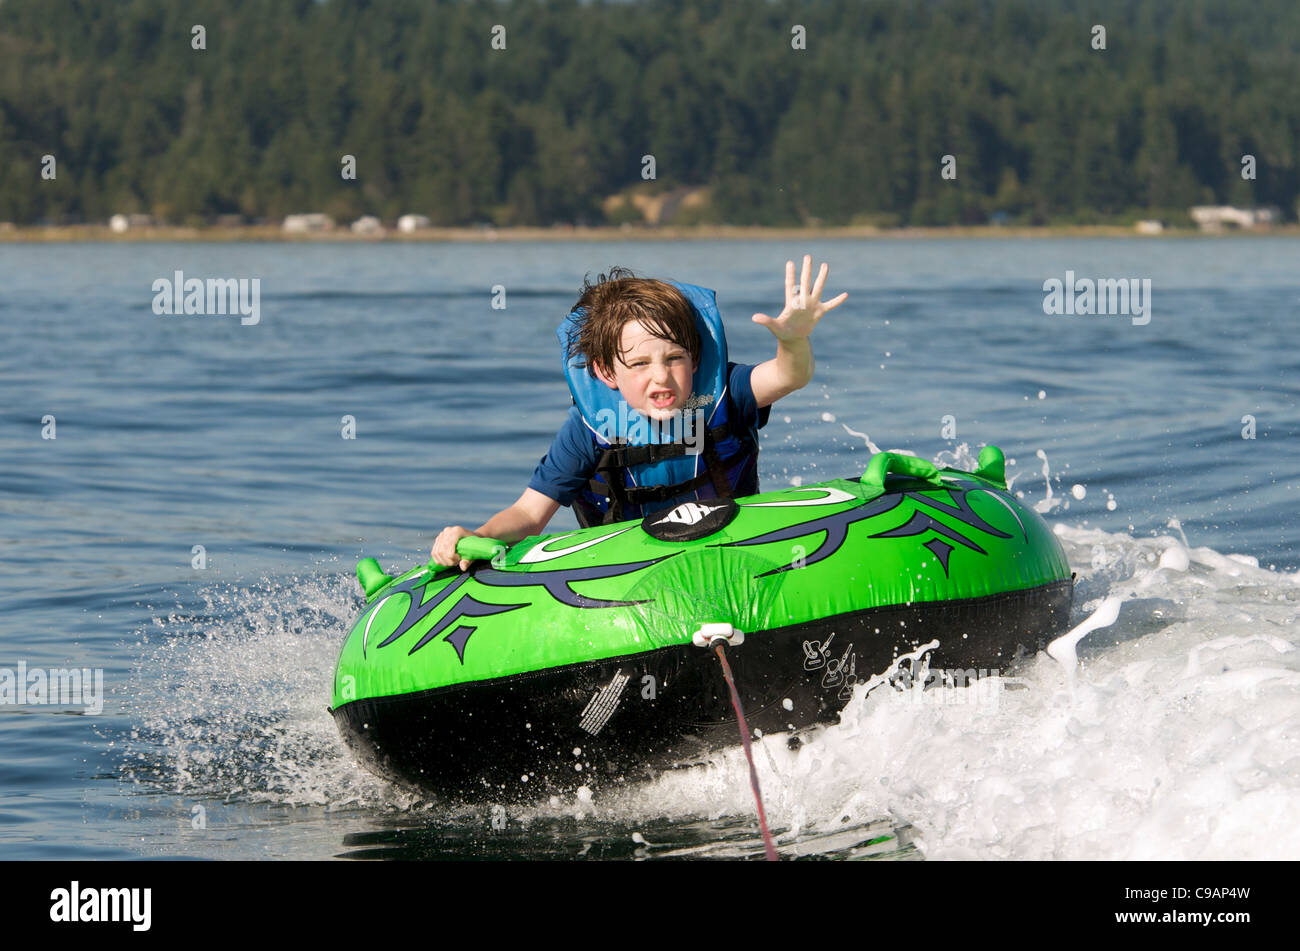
[454,535,509,562]
[356,557,394,599]
[974,445,1007,488]
[861,452,943,491]
[357,536,510,601]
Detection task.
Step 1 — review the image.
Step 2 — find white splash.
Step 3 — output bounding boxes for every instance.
[121,449,1300,861]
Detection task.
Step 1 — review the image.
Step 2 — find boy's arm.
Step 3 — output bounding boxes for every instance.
[431,489,560,570]
[433,406,591,569]
[476,488,561,543]
[750,255,847,408]
[751,337,814,409]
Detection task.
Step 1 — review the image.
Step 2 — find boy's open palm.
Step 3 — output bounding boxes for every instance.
[752,254,848,341]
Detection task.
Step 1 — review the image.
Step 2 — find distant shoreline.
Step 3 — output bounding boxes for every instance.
[2,223,1297,243]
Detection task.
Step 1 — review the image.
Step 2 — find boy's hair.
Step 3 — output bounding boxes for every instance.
[565,267,701,379]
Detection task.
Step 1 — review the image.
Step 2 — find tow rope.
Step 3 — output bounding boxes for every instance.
[693,623,779,861]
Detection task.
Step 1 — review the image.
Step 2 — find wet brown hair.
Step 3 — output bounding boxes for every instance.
[564,267,701,379]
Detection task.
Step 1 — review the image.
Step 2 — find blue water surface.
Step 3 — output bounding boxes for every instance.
[1,237,1296,859]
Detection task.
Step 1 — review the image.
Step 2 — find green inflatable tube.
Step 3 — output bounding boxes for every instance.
[331,447,1072,799]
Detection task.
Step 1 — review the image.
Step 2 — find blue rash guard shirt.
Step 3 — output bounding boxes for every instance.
[528,361,771,508]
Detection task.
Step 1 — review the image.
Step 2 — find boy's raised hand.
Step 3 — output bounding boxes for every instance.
[752,254,848,341]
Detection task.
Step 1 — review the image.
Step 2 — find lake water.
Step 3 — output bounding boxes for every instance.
[1,236,1297,859]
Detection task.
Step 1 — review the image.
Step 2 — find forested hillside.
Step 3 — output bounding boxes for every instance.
[1,0,1296,226]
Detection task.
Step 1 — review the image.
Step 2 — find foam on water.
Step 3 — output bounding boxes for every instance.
[120,450,1300,859]
[557,519,1299,860]
[120,564,421,811]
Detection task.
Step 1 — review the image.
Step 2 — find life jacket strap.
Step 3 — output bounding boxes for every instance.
[592,417,748,469]
[700,428,732,497]
[588,465,730,505]
[587,422,753,510]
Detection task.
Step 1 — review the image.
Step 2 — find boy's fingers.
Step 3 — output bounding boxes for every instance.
[822,291,848,311]
[785,259,796,302]
[800,254,812,299]
[812,261,828,299]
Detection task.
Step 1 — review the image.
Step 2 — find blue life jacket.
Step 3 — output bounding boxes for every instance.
[556,281,761,527]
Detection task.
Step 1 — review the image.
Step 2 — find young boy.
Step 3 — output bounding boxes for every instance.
[431,254,846,571]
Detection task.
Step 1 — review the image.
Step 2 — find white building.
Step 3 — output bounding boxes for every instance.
[1189,206,1280,230]
[397,214,431,233]
[109,213,155,232]
[282,213,335,233]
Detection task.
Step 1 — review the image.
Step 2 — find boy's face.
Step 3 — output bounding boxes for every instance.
[592,320,697,421]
